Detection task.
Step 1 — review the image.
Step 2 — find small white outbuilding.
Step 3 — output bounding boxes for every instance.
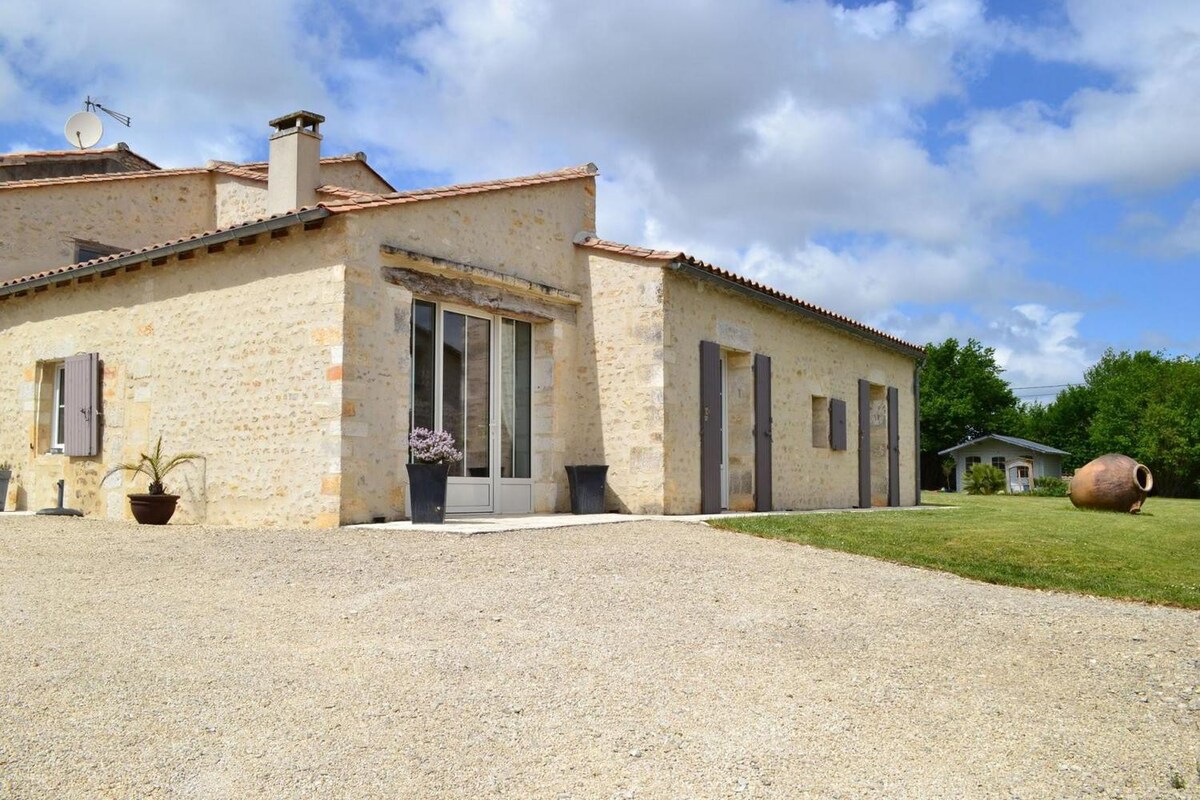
[939,434,1069,493]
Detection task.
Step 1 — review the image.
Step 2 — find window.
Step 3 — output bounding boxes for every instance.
[965,456,981,468]
[1015,465,1030,479]
[811,395,829,448]
[51,363,66,451]
[38,354,101,456]
[73,239,126,264]
[991,456,1006,472]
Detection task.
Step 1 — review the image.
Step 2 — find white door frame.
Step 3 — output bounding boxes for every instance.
[414,300,534,515]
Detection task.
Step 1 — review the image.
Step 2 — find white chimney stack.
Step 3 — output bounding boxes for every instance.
[267,110,324,215]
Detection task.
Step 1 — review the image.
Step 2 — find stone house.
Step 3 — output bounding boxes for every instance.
[939,434,1068,493]
[0,111,925,527]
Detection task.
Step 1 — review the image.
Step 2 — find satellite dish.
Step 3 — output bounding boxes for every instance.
[64,111,103,149]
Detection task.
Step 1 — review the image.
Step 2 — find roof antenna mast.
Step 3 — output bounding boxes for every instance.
[63,97,131,149]
[84,96,131,128]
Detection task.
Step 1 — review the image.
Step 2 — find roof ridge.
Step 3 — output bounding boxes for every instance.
[576,235,923,355]
[318,163,599,213]
[0,165,209,190]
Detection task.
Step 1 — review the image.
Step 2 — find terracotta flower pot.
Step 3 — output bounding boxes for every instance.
[128,493,180,525]
[1068,454,1153,514]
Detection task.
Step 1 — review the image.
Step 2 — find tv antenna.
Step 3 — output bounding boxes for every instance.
[63,97,132,149]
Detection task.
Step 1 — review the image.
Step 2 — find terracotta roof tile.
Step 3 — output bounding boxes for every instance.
[2,164,600,296]
[0,207,325,291]
[235,153,370,171]
[319,163,598,214]
[576,236,923,355]
[0,165,209,190]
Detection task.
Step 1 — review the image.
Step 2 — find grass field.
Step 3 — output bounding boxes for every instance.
[711,492,1200,609]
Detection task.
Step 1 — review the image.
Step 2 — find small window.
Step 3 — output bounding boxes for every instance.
[51,362,66,452]
[965,456,982,468]
[1015,465,1030,479]
[38,354,101,456]
[811,395,829,448]
[73,239,126,264]
[992,456,1006,472]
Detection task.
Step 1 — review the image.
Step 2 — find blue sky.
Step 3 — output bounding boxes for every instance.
[3,0,1199,399]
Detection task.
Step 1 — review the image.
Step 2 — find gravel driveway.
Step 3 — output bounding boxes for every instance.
[1,515,1197,799]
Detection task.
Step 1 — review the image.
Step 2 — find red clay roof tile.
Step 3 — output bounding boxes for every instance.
[576,235,923,355]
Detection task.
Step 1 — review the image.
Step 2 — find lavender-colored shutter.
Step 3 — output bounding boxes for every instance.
[63,353,100,457]
[858,379,871,508]
[699,341,722,514]
[753,353,772,512]
[829,398,847,451]
[887,386,900,507]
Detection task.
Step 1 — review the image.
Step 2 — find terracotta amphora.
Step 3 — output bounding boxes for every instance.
[1068,454,1153,513]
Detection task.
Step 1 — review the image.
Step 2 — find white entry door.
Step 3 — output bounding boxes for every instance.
[411,300,534,514]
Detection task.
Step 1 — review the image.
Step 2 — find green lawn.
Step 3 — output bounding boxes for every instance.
[710,492,1200,609]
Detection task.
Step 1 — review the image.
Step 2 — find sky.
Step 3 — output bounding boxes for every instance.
[2,0,1199,401]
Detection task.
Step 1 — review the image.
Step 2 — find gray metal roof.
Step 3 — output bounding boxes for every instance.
[938,434,1070,456]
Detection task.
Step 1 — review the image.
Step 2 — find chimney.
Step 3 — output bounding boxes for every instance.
[266,110,324,215]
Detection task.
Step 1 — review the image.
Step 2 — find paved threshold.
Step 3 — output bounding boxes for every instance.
[349,503,953,535]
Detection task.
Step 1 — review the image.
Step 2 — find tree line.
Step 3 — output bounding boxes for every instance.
[919,339,1200,498]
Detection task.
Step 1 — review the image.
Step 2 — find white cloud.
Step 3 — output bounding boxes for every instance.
[4,0,1200,388]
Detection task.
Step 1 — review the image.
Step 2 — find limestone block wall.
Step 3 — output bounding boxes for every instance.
[0,173,216,282]
[335,182,593,522]
[214,175,269,228]
[344,179,596,294]
[662,272,920,513]
[0,228,345,527]
[573,253,667,513]
[317,161,395,194]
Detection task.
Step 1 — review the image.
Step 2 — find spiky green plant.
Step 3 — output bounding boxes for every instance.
[963,463,1006,495]
[103,436,201,495]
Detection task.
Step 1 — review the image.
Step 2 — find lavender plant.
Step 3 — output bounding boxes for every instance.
[408,428,463,465]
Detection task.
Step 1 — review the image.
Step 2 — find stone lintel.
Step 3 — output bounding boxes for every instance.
[379,244,581,306]
[380,264,577,324]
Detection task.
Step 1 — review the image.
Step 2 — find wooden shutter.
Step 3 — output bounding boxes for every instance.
[857,379,871,508]
[753,353,772,512]
[887,385,900,507]
[829,398,847,451]
[699,341,722,514]
[63,353,100,457]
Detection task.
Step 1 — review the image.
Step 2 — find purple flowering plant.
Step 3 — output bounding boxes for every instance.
[408,427,463,465]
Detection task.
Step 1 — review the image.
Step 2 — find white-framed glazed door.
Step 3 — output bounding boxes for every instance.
[441,307,494,513]
[410,300,534,515]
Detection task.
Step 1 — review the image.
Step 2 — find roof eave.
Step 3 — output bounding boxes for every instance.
[0,207,331,300]
[666,260,926,360]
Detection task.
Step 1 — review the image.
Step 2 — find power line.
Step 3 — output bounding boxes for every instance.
[1009,383,1083,391]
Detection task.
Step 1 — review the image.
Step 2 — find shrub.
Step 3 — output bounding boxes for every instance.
[1029,476,1069,497]
[964,463,1006,495]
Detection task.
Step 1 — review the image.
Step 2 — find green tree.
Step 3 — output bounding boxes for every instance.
[920,338,1020,487]
[1085,350,1200,497]
[1014,384,1095,472]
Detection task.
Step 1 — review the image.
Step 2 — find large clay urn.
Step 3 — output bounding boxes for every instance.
[1068,454,1153,513]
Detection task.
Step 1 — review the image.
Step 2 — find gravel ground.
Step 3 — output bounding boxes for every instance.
[0,515,1197,800]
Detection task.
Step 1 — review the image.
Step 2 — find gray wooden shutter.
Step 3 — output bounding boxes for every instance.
[699,341,722,514]
[887,385,900,507]
[829,398,847,451]
[858,379,871,508]
[753,353,772,512]
[63,353,100,457]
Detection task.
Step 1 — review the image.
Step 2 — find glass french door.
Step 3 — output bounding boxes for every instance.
[411,300,533,514]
